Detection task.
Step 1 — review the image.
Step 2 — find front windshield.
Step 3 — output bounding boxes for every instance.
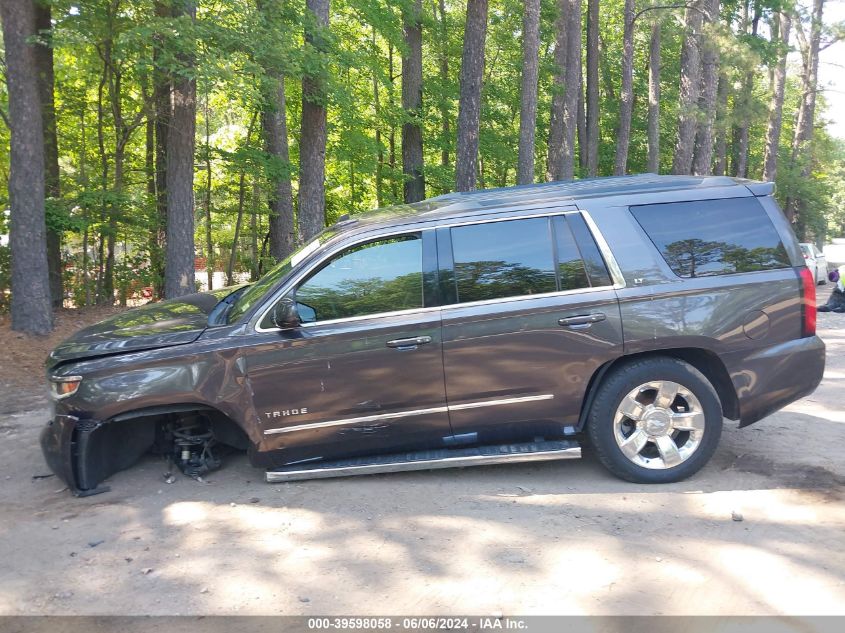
[226,235,325,324]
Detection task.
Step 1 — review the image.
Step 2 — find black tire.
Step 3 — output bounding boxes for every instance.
[586,356,723,483]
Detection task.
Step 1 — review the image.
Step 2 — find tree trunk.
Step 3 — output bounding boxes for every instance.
[517,0,541,185]
[455,0,488,192]
[145,93,156,229]
[733,1,760,179]
[299,0,330,242]
[792,3,822,159]
[227,114,257,286]
[577,65,587,172]
[762,11,791,182]
[1,0,53,334]
[692,0,721,176]
[152,0,171,300]
[672,4,703,175]
[263,73,295,261]
[787,0,824,222]
[436,0,451,174]
[560,0,581,181]
[713,72,729,175]
[388,43,399,201]
[164,0,197,298]
[647,18,661,173]
[95,70,108,304]
[585,0,599,176]
[613,0,635,175]
[401,0,425,202]
[144,91,158,299]
[546,0,568,181]
[203,89,213,291]
[79,110,92,306]
[34,2,62,308]
[250,177,259,280]
[371,28,384,207]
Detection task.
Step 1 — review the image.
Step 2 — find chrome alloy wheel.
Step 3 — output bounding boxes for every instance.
[612,380,706,470]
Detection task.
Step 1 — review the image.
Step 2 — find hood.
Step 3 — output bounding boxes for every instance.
[48,286,241,368]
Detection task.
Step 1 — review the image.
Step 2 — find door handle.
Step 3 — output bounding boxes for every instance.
[386,335,433,349]
[558,313,606,328]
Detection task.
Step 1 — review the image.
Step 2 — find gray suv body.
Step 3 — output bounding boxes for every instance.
[41,175,825,495]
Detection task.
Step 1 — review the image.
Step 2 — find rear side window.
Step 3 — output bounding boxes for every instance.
[450,218,557,302]
[448,214,612,303]
[631,198,791,278]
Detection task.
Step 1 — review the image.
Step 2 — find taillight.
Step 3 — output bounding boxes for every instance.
[798,267,816,337]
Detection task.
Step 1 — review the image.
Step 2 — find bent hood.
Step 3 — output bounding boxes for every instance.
[48,287,240,368]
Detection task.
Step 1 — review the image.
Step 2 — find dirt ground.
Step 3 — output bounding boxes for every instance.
[0,290,843,616]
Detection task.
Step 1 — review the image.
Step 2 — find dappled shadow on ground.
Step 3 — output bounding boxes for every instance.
[1,403,843,617]
[0,295,843,616]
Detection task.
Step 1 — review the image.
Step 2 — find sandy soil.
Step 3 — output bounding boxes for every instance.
[0,290,843,616]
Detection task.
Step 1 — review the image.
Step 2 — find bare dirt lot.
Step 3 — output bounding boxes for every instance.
[1,292,843,616]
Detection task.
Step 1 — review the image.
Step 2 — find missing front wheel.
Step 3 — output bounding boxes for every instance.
[164,415,224,478]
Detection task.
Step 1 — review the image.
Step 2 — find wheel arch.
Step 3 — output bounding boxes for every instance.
[106,402,253,449]
[577,347,739,431]
[63,403,254,494]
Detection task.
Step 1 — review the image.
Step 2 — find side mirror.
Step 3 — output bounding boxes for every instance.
[272,297,301,330]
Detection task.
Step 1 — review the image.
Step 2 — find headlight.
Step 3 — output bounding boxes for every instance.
[49,376,82,400]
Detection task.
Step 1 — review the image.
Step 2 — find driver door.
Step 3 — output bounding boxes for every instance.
[244,231,452,466]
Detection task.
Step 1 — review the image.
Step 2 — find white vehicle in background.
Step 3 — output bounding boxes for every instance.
[800,243,828,285]
[823,238,845,274]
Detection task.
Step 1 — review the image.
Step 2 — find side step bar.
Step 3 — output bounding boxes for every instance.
[266,439,581,483]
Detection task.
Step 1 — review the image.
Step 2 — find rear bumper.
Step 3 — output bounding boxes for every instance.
[726,335,825,427]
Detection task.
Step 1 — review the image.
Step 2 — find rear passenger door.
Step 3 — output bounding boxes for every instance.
[438,212,624,446]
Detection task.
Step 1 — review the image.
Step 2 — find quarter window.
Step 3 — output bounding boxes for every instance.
[631,198,791,278]
[295,235,423,322]
[553,216,592,290]
[565,214,613,286]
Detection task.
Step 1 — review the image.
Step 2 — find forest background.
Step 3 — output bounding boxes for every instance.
[1,0,843,335]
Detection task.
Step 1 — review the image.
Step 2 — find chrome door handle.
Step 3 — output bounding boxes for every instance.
[386,335,433,349]
[558,313,606,328]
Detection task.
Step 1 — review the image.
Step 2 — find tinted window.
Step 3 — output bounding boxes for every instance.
[295,235,423,322]
[566,214,613,286]
[552,217,590,290]
[631,198,791,278]
[451,218,557,302]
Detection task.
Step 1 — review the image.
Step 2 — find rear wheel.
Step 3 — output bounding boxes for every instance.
[587,357,723,483]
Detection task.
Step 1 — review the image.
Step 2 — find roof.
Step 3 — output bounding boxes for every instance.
[332,173,771,234]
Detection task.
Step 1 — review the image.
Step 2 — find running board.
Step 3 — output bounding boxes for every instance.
[265,439,581,483]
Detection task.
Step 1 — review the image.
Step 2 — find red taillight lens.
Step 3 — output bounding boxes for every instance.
[799,267,816,337]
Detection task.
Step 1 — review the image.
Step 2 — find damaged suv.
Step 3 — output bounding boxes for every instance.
[42,175,825,495]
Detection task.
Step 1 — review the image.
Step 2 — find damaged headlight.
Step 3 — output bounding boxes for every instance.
[49,375,83,400]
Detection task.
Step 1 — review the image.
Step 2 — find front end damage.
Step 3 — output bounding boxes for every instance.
[40,411,249,496]
[40,414,155,496]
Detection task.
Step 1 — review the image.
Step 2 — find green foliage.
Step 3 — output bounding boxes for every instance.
[1,0,843,310]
